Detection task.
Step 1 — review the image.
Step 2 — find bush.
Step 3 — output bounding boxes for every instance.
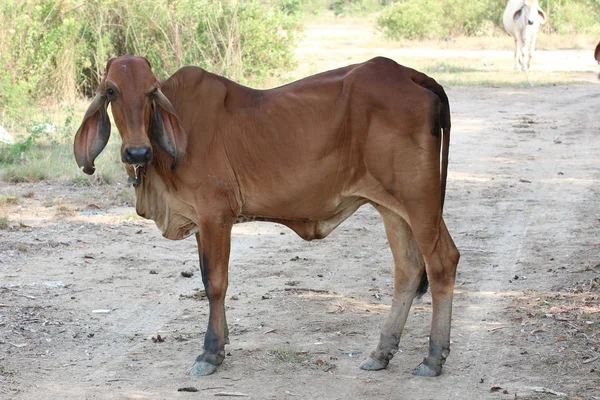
[443,0,490,36]
[550,1,600,35]
[377,0,443,40]
[330,0,381,16]
[0,0,301,116]
[191,1,300,82]
[279,0,304,16]
[377,0,600,40]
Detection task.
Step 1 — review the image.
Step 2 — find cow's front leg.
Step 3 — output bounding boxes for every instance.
[188,217,233,376]
[517,39,526,71]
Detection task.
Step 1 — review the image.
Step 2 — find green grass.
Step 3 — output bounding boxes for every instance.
[0,195,18,206]
[0,100,127,185]
[0,135,126,185]
[415,59,590,87]
[0,215,8,229]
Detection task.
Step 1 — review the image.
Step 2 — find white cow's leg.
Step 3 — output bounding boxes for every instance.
[523,34,532,72]
[518,38,527,71]
[528,31,538,70]
[513,37,519,70]
[360,206,425,371]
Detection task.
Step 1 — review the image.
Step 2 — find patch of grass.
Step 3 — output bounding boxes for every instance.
[15,243,28,252]
[0,361,16,376]
[423,62,480,74]
[0,215,8,229]
[1,101,126,184]
[112,187,136,206]
[122,212,144,221]
[0,195,18,205]
[269,347,310,364]
[2,162,50,183]
[0,134,125,185]
[409,58,591,88]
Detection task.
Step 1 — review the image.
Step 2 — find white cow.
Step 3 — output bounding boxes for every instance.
[503,0,547,71]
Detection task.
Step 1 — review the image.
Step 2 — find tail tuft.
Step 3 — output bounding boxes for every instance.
[415,270,429,298]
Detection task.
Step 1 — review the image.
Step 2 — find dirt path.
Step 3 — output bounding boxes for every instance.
[1,29,600,397]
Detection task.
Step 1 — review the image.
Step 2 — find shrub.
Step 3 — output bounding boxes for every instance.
[376,0,600,40]
[443,0,490,36]
[279,0,304,16]
[0,0,301,114]
[550,1,600,35]
[330,0,381,16]
[377,0,444,40]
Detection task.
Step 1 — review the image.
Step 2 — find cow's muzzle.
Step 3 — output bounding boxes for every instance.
[124,146,152,165]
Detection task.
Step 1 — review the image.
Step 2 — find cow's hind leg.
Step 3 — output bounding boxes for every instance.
[513,37,519,70]
[360,206,426,371]
[355,182,459,376]
[411,218,459,376]
[188,219,233,376]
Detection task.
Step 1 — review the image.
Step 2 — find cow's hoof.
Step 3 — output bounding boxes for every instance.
[359,356,388,371]
[187,361,217,376]
[412,361,441,377]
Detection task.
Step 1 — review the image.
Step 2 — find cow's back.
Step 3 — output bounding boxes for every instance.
[226,57,443,219]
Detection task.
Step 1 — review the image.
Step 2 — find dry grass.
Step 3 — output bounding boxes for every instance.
[0,195,18,206]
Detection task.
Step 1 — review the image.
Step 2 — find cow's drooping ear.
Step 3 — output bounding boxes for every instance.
[152,90,187,170]
[537,8,547,24]
[73,94,111,175]
[513,8,522,21]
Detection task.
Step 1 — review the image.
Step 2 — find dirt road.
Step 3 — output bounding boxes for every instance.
[1,60,599,400]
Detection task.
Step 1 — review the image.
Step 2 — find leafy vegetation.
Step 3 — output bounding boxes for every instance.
[0,0,300,113]
[377,0,600,40]
[0,0,301,184]
[330,0,381,16]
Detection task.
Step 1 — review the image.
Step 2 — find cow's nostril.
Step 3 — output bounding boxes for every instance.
[125,147,152,164]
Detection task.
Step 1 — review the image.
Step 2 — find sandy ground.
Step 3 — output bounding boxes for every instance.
[1,24,600,400]
[293,24,600,75]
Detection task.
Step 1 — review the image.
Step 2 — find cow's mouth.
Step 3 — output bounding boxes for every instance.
[128,164,147,187]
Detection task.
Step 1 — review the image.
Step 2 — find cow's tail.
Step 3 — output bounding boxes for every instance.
[417,77,451,212]
[411,74,451,298]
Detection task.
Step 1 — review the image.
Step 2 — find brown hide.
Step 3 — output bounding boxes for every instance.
[595,41,600,63]
[74,56,459,377]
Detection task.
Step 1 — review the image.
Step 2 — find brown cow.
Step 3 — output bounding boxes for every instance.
[595,41,600,63]
[74,55,459,377]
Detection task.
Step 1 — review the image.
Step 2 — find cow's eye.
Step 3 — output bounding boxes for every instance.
[106,88,115,98]
[149,88,158,97]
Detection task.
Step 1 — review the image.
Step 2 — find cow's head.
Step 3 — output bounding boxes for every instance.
[74,55,186,175]
[514,0,547,26]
